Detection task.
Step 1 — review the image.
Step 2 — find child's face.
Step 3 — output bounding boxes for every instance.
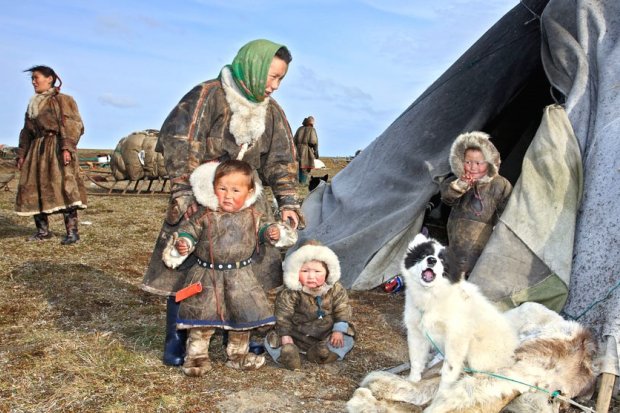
[214,172,254,212]
[463,149,488,180]
[299,260,327,289]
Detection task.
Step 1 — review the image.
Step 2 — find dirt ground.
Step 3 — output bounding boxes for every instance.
[0,155,617,413]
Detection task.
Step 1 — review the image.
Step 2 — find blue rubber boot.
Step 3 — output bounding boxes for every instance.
[163,296,187,366]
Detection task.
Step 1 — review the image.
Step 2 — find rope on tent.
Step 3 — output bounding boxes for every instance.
[562,278,620,321]
[424,331,597,413]
[519,0,542,25]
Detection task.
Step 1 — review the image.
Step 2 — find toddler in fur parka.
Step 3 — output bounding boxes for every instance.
[264,240,355,370]
[439,131,512,279]
[162,160,297,376]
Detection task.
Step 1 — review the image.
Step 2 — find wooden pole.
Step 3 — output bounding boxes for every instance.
[596,372,617,413]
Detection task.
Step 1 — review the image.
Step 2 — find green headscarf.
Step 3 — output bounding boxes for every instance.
[227,39,287,103]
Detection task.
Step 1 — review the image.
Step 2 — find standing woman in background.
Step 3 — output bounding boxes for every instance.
[293,116,318,184]
[15,65,87,245]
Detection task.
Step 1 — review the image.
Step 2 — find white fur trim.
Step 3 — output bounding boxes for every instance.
[272,222,298,248]
[220,66,269,147]
[162,233,190,269]
[449,131,500,183]
[283,245,341,291]
[27,88,56,119]
[189,161,263,211]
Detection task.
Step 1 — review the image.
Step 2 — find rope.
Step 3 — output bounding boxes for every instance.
[562,278,620,321]
[424,331,597,412]
[519,0,542,25]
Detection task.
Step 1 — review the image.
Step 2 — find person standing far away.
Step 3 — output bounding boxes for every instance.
[293,116,319,184]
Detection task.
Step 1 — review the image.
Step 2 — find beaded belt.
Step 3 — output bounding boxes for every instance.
[196,257,252,270]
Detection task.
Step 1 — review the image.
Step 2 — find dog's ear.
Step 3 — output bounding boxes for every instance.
[321,174,329,181]
[410,232,428,247]
[440,247,464,283]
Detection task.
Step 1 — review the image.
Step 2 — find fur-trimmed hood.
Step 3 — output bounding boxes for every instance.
[283,244,341,291]
[449,131,501,184]
[189,162,263,211]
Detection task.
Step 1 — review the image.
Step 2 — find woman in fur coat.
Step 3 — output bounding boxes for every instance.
[15,65,86,245]
[264,241,355,370]
[293,116,319,184]
[140,39,303,366]
[440,131,512,279]
[162,160,297,376]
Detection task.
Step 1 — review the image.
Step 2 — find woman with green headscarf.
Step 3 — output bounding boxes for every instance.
[141,39,302,370]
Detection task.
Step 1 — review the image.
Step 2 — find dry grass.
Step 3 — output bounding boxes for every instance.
[0,154,615,413]
[0,156,412,413]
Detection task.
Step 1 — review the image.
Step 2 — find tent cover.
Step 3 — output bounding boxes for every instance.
[299,0,619,374]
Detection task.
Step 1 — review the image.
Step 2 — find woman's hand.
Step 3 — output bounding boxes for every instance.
[16,157,24,171]
[281,335,294,345]
[183,201,199,220]
[330,331,344,348]
[266,225,280,242]
[281,210,299,229]
[175,238,190,256]
[62,150,71,166]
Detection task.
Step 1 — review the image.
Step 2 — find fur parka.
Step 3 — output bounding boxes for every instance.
[440,131,512,277]
[165,163,295,331]
[293,125,318,170]
[15,89,87,216]
[275,244,354,351]
[142,67,300,296]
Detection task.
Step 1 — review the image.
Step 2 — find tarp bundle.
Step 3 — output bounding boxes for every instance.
[110,130,166,181]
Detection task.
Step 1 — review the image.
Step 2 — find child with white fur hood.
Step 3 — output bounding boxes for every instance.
[264,240,355,370]
[162,160,297,376]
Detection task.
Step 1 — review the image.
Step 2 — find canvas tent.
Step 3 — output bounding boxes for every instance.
[299,0,619,379]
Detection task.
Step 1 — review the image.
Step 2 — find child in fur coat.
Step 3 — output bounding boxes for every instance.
[439,131,512,279]
[264,240,355,370]
[162,160,296,376]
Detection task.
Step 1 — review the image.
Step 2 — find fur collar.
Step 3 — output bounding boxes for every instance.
[189,162,263,211]
[449,131,501,184]
[220,66,270,147]
[283,244,341,291]
[27,88,57,119]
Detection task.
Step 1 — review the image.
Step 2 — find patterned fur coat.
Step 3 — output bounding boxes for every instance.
[142,67,300,296]
[15,89,87,216]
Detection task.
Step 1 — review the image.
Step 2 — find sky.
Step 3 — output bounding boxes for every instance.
[0,0,519,156]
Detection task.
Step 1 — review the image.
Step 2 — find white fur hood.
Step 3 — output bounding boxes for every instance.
[189,162,263,211]
[283,244,341,291]
[449,131,501,184]
[220,66,270,148]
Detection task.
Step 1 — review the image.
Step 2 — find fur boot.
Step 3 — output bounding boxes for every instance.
[61,208,80,245]
[28,213,53,241]
[306,342,339,364]
[182,328,214,376]
[163,296,187,366]
[225,331,265,370]
[279,343,302,371]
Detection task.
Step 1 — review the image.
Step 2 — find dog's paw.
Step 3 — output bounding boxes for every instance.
[407,371,422,383]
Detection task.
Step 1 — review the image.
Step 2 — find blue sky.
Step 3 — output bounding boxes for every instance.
[1,0,518,156]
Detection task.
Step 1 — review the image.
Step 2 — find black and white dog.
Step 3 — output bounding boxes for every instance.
[401,233,518,394]
[347,233,597,413]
